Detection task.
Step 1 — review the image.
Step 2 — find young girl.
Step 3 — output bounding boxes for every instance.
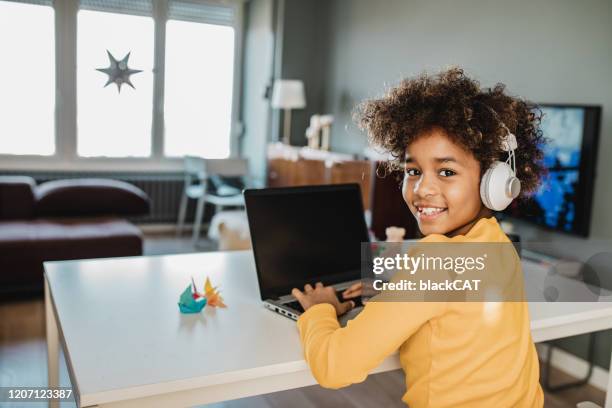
[291,68,546,407]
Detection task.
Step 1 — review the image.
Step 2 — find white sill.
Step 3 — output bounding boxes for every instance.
[0,155,185,173]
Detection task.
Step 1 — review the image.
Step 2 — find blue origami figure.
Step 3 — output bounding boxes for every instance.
[178,284,207,314]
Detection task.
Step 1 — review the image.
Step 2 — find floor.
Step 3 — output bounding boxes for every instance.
[0,232,606,408]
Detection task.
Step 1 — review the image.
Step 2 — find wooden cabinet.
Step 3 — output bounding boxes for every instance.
[266,144,372,209]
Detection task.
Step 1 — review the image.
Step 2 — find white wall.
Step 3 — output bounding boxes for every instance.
[322,0,612,239]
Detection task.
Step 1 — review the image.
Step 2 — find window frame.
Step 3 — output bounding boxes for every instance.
[0,0,244,172]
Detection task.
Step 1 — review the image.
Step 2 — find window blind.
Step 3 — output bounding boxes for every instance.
[1,0,53,6]
[168,0,234,26]
[79,0,153,17]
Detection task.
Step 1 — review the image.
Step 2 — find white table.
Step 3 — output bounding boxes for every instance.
[44,251,612,408]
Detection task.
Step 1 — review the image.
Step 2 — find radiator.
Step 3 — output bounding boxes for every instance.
[0,171,202,224]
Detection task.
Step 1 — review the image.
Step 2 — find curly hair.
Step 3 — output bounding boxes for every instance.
[355,67,546,195]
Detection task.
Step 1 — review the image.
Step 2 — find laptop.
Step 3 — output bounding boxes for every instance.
[244,184,369,321]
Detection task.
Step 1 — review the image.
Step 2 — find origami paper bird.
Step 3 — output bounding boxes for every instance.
[178,276,226,313]
[203,277,227,308]
[178,283,207,314]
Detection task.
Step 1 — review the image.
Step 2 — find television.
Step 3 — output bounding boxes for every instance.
[505,104,601,237]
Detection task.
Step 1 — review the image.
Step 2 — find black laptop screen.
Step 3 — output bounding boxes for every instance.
[244,184,370,300]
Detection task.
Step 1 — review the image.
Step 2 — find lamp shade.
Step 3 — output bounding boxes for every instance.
[271,79,306,109]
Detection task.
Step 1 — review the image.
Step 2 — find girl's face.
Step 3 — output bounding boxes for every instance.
[402,127,491,237]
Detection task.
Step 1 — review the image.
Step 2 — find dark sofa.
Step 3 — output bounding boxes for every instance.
[0,176,150,293]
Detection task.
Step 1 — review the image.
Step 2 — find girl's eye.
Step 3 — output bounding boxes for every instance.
[405,168,421,176]
[439,169,456,177]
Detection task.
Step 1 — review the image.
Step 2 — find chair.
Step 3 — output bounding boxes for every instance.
[542,252,612,392]
[176,156,249,243]
[369,162,419,240]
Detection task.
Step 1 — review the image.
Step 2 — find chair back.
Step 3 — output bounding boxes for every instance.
[581,252,612,292]
[184,156,206,181]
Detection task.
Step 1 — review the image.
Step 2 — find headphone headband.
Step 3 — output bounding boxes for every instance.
[478,104,521,211]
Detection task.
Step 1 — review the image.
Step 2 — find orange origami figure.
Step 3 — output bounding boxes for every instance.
[191,276,227,308]
[204,277,227,308]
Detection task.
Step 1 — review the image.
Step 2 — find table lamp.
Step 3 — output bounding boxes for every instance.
[271,79,306,145]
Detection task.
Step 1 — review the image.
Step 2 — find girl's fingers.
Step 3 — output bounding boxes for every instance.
[337,300,355,316]
[304,284,314,293]
[344,282,361,293]
[291,288,304,300]
[343,282,362,298]
[315,282,324,289]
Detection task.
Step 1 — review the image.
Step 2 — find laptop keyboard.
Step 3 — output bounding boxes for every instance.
[283,289,363,314]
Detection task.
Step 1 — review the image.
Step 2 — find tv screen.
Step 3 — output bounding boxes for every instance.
[505,104,601,237]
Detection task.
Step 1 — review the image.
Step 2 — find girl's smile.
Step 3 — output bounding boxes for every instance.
[414,204,448,221]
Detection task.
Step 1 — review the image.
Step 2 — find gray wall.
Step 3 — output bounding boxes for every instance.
[241,0,331,170]
[279,0,331,145]
[241,0,276,181]
[321,0,612,240]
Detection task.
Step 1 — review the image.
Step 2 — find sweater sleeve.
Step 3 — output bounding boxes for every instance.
[296,300,445,389]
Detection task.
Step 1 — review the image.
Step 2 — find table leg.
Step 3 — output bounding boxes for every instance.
[45,277,60,408]
[606,349,612,408]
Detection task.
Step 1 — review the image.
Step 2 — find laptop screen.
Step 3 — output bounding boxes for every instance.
[244,184,370,300]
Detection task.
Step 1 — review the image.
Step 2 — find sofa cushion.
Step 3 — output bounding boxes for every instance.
[0,176,36,220]
[35,178,150,217]
[0,217,143,290]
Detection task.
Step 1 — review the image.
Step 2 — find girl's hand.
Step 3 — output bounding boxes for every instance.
[342,282,363,299]
[292,282,355,316]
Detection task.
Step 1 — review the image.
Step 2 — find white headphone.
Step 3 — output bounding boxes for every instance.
[480,122,521,211]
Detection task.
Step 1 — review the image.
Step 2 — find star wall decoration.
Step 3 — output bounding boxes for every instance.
[96,50,142,93]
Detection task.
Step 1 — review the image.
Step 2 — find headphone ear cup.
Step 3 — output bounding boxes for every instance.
[480,166,494,210]
[480,161,519,211]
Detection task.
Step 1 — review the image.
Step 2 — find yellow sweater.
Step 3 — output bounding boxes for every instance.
[297,217,543,407]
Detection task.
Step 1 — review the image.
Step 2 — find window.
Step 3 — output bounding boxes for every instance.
[164,1,236,159]
[77,2,154,157]
[0,0,241,166]
[0,0,55,156]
